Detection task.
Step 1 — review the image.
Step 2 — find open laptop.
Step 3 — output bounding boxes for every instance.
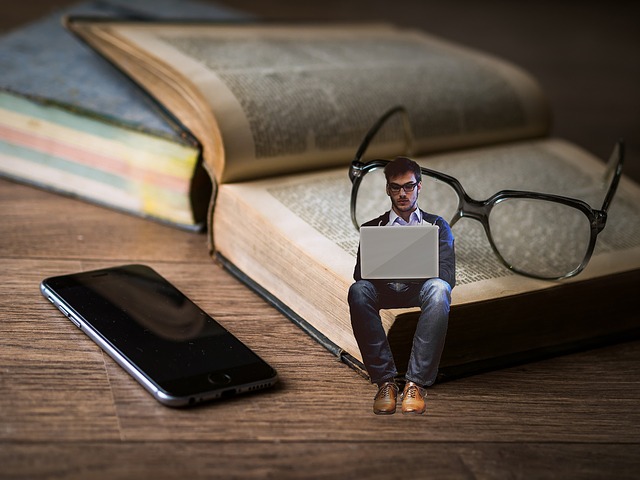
[359,225,439,280]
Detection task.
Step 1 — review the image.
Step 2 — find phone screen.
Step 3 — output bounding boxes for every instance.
[41,264,277,406]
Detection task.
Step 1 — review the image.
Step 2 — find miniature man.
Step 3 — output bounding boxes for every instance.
[348,156,455,415]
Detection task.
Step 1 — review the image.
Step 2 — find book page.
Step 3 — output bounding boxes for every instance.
[217,138,640,306]
[68,21,550,183]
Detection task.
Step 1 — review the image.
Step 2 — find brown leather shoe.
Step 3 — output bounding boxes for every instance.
[373,381,399,415]
[401,382,426,415]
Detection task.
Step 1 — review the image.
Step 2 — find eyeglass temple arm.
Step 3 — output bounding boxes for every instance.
[600,139,625,213]
[350,106,414,180]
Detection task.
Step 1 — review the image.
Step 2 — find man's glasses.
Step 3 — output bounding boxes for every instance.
[349,106,625,280]
[388,182,418,194]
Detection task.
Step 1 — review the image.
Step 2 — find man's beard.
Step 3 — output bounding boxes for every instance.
[393,197,416,212]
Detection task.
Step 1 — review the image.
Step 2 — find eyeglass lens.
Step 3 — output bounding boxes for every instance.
[355,168,459,228]
[489,198,592,278]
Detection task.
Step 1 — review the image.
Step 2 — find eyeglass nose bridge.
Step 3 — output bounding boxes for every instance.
[450,196,491,228]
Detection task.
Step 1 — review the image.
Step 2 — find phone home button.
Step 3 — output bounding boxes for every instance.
[208,373,232,386]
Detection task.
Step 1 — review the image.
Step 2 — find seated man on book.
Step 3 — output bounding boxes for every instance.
[348,156,456,415]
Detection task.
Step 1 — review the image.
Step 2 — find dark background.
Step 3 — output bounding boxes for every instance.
[3,0,639,183]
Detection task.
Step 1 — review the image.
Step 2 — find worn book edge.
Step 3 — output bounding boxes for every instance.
[217,252,640,383]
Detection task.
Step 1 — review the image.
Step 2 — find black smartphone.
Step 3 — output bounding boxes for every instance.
[40,264,278,407]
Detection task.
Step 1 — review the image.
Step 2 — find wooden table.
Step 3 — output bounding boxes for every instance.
[2,2,639,478]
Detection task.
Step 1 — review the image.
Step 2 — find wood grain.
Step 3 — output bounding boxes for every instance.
[2,178,639,478]
[2,442,640,479]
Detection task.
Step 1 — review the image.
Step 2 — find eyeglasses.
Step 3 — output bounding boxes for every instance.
[349,106,625,280]
[388,182,418,194]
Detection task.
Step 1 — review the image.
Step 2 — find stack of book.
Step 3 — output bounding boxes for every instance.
[0,0,242,229]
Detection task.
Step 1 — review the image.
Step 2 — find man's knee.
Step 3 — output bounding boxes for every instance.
[348,280,377,308]
[419,278,452,306]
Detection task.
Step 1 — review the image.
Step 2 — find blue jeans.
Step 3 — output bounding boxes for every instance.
[348,278,451,387]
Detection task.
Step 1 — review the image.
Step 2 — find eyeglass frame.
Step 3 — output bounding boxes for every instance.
[348,105,625,280]
[388,181,419,194]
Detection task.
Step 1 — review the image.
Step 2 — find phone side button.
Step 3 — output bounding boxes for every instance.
[59,306,81,328]
[69,316,81,329]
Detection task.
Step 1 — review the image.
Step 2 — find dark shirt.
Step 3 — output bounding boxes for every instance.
[353,209,456,289]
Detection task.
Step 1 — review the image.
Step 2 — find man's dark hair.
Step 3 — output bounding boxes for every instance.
[384,156,422,183]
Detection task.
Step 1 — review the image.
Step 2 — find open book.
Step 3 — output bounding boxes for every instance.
[66,20,640,379]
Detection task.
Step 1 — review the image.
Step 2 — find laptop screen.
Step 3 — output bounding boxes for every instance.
[359,225,439,280]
